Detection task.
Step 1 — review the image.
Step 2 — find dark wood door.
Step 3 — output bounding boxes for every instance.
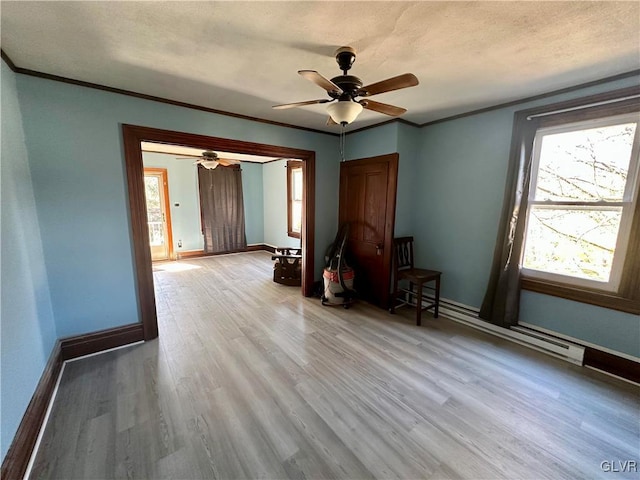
[339,153,398,308]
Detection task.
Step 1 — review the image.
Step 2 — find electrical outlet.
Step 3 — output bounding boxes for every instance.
[178,240,182,248]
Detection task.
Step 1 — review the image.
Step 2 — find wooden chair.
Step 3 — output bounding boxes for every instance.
[272,247,302,286]
[389,237,441,326]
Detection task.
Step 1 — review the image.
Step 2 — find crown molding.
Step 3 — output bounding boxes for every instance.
[1,49,18,71]
[418,69,640,128]
[0,49,337,137]
[3,49,638,138]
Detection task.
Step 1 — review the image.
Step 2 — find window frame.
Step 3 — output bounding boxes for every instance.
[515,86,640,315]
[521,113,640,293]
[287,160,303,239]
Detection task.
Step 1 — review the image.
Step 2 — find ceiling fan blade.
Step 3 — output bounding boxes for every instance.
[273,99,331,110]
[298,70,343,94]
[326,116,337,126]
[360,99,407,116]
[218,158,240,166]
[360,73,419,97]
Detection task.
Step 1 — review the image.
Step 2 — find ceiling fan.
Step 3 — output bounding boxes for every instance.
[273,46,419,125]
[176,150,240,169]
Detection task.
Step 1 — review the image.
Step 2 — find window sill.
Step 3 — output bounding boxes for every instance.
[521,277,640,315]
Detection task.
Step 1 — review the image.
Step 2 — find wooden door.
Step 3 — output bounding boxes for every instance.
[339,153,398,308]
[144,168,173,261]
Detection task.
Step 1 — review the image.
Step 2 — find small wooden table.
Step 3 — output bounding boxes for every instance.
[272,247,302,286]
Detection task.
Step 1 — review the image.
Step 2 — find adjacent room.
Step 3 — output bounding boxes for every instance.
[2,2,639,479]
[139,142,303,260]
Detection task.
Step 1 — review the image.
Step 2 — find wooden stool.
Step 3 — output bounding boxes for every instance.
[389,237,441,326]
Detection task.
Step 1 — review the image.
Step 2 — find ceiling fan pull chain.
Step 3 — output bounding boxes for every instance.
[340,124,346,162]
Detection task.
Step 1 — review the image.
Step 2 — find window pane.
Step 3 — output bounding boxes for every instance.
[292,201,302,232]
[534,123,635,202]
[522,207,622,282]
[144,176,165,246]
[144,176,162,220]
[292,169,303,201]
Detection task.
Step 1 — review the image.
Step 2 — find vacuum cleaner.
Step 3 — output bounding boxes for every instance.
[322,223,356,308]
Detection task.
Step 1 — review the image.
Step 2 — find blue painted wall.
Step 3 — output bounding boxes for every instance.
[241,162,265,245]
[414,75,640,357]
[16,74,340,338]
[263,159,300,248]
[415,108,514,306]
[520,292,640,357]
[346,122,398,160]
[395,123,420,237]
[1,62,57,459]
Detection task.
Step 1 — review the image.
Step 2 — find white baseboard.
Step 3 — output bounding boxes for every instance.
[438,298,585,365]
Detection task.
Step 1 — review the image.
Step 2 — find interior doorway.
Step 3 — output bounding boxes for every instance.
[143,168,174,261]
[123,124,316,340]
[339,153,398,309]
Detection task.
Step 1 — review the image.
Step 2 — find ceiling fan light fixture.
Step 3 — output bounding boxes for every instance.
[200,161,219,169]
[275,46,417,125]
[327,100,363,125]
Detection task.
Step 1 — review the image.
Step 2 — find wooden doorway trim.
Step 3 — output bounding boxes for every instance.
[122,124,316,340]
[143,167,174,261]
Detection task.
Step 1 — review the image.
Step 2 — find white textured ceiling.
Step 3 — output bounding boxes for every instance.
[2,1,639,133]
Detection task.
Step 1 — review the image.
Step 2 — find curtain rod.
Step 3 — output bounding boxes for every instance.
[526,94,640,120]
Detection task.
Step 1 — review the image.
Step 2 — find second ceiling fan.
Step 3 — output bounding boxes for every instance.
[176,150,240,169]
[273,46,419,125]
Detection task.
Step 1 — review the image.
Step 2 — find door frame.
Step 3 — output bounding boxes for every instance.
[143,167,174,261]
[123,124,316,340]
[339,153,398,308]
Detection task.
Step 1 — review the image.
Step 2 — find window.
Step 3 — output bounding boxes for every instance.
[287,160,303,238]
[520,103,640,313]
[522,114,639,290]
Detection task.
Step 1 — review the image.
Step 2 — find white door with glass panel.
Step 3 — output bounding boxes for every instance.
[144,169,173,261]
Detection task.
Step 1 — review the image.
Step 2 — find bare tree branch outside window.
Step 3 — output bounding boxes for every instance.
[522,122,636,283]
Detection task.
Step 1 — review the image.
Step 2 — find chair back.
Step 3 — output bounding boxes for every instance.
[393,236,415,272]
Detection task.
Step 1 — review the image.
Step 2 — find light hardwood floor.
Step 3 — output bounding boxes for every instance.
[30,252,639,479]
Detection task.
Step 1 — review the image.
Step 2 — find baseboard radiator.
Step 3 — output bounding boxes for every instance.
[438,298,585,365]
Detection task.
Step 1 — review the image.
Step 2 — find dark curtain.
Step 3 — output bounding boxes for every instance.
[479,113,539,327]
[198,165,247,253]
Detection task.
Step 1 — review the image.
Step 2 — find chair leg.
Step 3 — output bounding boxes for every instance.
[416,281,423,326]
[434,275,441,318]
[390,276,398,314]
